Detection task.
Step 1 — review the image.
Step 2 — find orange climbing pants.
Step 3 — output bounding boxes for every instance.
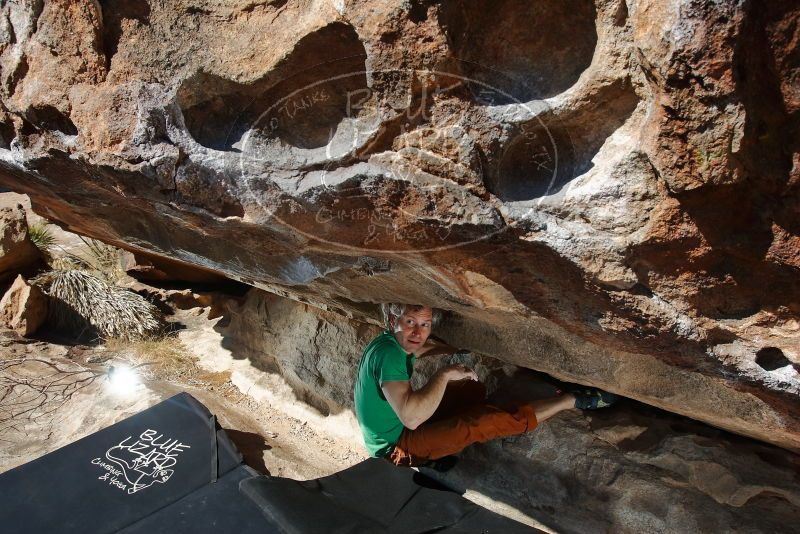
[387,380,538,466]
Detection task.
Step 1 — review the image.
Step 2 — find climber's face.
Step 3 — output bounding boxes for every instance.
[391,306,433,355]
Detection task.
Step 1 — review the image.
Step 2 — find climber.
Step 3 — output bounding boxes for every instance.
[353,303,618,468]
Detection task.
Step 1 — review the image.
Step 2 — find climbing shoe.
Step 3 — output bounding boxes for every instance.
[572,387,619,410]
[420,455,459,472]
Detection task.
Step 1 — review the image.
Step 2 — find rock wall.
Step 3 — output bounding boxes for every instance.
[0,204,40,283]
[198,286,800,533]
[0,0,798,450]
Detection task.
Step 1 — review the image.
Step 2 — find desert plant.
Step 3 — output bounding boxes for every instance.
[49,255,81,271]
[101,336,232,389]
[31,269,165,341]
[62,236,125,282]
[102,336,194,377]
[28,223,56,259]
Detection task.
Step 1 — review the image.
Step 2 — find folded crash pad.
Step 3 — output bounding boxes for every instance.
[242,457,539,533]
[119,464,277,534]
[0,392,538,533]
[0,392,250,533]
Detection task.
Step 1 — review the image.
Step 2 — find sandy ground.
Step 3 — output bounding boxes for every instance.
[0,328,366,480]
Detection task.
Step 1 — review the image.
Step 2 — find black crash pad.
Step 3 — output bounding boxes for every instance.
[119,464,279,534]
[242,457,540,533]
[0,392,538,533]
[0,392,247,533]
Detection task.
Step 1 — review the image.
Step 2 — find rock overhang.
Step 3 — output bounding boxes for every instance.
[0,0,797,450]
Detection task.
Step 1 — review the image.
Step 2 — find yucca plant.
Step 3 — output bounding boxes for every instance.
[31,269,165,342]
[28,223,57,260]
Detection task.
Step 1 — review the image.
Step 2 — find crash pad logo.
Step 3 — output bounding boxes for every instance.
[91,429,191,494]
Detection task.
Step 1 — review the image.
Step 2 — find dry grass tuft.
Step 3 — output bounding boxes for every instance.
[103,336,193,376]
[102,336,231,386]
[53,236,125,283]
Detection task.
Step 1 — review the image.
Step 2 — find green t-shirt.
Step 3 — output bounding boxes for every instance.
[354,330,415,457]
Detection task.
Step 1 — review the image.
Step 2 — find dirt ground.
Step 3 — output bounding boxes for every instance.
[0,327,366,480]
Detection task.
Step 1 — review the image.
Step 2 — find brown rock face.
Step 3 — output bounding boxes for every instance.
[189,287,800,532]
[0,1,798,450]
[0,274,47,336]
[0,205,40,282]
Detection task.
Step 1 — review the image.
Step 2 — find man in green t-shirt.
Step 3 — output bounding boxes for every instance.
[353,303,617,466]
